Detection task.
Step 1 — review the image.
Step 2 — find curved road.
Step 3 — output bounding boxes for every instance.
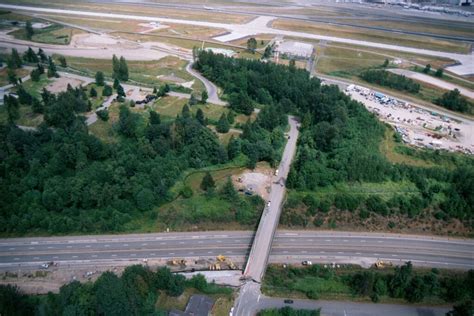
[185,62,226,105]
[0,231,472,271]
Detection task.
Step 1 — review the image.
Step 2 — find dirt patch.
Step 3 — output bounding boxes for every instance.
[233,164,274,200]
[46,77,84,93]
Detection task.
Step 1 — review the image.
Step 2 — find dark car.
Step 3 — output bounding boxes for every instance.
[284,299,294,304]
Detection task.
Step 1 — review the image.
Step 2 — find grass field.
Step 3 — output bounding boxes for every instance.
[19,74,53,99]
[272,19,471,54]
[0,102,43,126]
[0,67,29,86]
[9,24,83,45]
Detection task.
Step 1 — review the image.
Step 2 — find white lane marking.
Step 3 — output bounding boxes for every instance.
[356,252,361,255]
[14,258,19,260]
[217,240,222,243]
[373,253,380,256]
[235,240,241,242]
[29,247,35,250]
[160,242,166,245]
[105,245,110,247]
[257,294,261,302]
[9,247,15,250]
[179,242,185,244]
[198,241,203,244]
[189,252,194,255]
[338,252,344,254]
[111,254,117,257]
[66,246,72,248]
[31,242,38,244]
[150,253,156,256]
[72,256,78,258]
[307,239,313,242]
[53,256,59,259]
[33,257,39,259]
[325,239,331,242]
[360,240,366,243]
[130,254,136,256]
[343,240,348,242]
[320,251,325,254]
[392,254,398,257]
[91,255,97,258]
[169,252,175,255]
[226,251,233,254]
[85,245,91,248]
[123,244,129,246]
[142,243,148,246]
[301,251,307,253]
[290,239,296,242]
[208,251,213,254]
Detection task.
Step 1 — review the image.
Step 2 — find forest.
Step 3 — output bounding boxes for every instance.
[435,88,473,114]
[359,69,421,93]
[194,51,474,227]
[0,265,231,316]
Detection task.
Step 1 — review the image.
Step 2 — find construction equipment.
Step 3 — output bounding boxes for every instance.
[216,255,238,270]
[374,260,393,269]
[169,259,187,266]
[217,255,226,262]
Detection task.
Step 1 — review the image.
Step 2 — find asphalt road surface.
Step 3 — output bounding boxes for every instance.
[0,4,472,75]
[0,231,472,271]
[243,116,300,283]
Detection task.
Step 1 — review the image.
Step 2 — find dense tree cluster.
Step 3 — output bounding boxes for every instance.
[194,51,474,224]
[435,89,472,114]
[0,84,229,234]
[112,54,129,81]
[264,264,474,305]
[0,265,230,316]
[360,69,420,93]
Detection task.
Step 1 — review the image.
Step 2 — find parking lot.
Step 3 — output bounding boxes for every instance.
[346,85,474,155]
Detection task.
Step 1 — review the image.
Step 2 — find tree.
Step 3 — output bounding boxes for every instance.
[95,71,105,86]
[435,89,471,113]
[112,54,120,79]
[47,56,58,78]
[181,104,191,119]
[200,172,215,191]
[0,285,35,316]
[89,87,97,98]
[113,78,120,89]
[220,177,237,201]
[116,84,126,98]
[11,48,22,68]
[423,64,431,74]
[149,110,161,125]
[37,48,47,63]
[102,85,113,97]
[5,95,19,123]
[36,63,44,74]
[25,21,34,40]
[189,93,198,106]
[30,68,40,82]
[7,68,17,85]
[434,68,443,78]
[118,104,139,137]
[447,301,473,316]
[196,108,206,125]
[227,136,241,160]
[382,59,389,67]
[247,37,257,53]
[201,90,208,104]
[23,47,38,63]
[216,113,230,133]
[96,109,109,121]
[17,85,33,105]
[58,55,67,67]
[119,56,129,81]
[153,86,157,94]
[32,97,43,114]
[95,272,131,316]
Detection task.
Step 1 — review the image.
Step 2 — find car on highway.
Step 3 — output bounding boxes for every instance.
[40,263,49,269]
[284,299,294,304]
[302,260,312,266]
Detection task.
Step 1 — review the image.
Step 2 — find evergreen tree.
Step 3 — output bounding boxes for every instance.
[37,48,47,63]
[216,113,230,133]
[7,69,17,85]
[30,68,40,82]
[189,93,197,106]
[220,177,237,201]
[153,86,157,94]
[5,95,20,123]
[102,85,113,97]
[10,48,22,68]
[116,84,126,98]
[181,104,191,119]
[196,108,206,125]
[31,97,43,114]
[247,37,257,53]
[17,85,32,104]
[47,56,58,78]
[37,63,44,74]
[119,56,129,81]
[25,21,34,40]
[90,87,97,98]
[58,55,67,67]
[112,54,120,79]
[227,136,241,160]
[201,90,208,104]
[149,110,161,125]
[200,172,215,191]
[227,110,235,124]
[382,59,389,67]
[95,71,105,86]
[113,78,120,89]
[423,64,431,74]
[23,47,38,63]
[263,45,272,59]
[435,89,471,113]
[434,68,443,78]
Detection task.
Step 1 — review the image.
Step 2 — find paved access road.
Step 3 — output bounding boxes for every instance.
[243,116,300,283]
[0,231,472,270]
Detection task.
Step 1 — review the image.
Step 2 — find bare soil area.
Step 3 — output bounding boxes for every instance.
[233,165,274,200]
[46,77,84,93]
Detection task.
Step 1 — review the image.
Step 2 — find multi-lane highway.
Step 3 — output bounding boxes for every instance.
[1,231,472,270]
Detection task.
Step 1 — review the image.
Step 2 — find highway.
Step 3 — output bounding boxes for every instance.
[1,231,472,271]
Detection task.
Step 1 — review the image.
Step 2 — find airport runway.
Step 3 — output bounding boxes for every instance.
[0,231,472,270]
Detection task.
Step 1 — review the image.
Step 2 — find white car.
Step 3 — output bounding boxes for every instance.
[302,260,312,266]
[40,263,49,269]
[267,201,271,207]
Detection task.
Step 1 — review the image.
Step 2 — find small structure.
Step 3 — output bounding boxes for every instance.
[275,40,313,59]
[205,47,235,57]
[169,295,215,316]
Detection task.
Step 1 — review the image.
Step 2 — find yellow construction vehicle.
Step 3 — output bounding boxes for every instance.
[217,255,226,262]
[170,259,187,266]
